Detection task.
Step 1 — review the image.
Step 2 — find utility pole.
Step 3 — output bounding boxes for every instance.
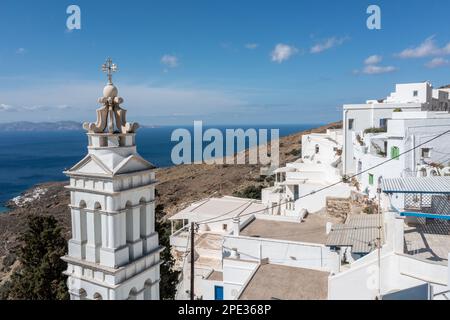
[190,221,195,300]
[377,186,382,299]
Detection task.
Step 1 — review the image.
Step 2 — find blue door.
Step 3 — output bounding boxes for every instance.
[214,286,224,300]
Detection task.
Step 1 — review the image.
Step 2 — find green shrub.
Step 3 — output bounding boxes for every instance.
[155,204,180,300]
[363,127,387,134]
[7,215,69,300]
[287,148,301,156]
[233,185,263,200]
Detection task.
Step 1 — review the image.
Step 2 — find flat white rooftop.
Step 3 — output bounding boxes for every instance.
[169,196,268,222]
[240,213,341,244]
[391,111,450,120]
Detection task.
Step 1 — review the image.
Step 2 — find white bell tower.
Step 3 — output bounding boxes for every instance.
[62,58,163,300]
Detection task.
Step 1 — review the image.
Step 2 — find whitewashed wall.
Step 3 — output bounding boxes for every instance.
[223,258,259,300]
[223,235,340,273]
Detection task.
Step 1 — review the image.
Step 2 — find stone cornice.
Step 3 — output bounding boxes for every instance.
[64,169,157,179]
[64,179,159,196]
[62,245,165,277]
[69,199,155,215]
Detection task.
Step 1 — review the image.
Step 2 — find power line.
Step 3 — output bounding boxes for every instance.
[196,129,450,226]
[195,198,255,224]
[185,129,450,300]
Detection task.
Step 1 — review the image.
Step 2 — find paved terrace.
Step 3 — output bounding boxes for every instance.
[240,213,341,244]
[404,218,450,265]
[239,264,329,300]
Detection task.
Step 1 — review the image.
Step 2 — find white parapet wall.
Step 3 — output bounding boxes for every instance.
[328,249,448,300]
[223,258,259,300]
[223,235,340,273]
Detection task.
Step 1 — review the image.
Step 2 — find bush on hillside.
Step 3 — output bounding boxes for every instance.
[233,185,263,200]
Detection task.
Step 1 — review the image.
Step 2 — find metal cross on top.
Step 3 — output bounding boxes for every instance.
[102,58,117,84]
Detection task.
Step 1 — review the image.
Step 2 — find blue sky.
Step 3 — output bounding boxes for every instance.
[0,0,450,125]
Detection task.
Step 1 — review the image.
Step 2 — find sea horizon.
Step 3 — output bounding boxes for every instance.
[0,123,325,212]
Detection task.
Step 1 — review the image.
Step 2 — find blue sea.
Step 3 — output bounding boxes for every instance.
[0,124,319,212]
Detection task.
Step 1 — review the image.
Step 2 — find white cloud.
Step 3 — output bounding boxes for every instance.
[310,36,348,54]
[425,57,449,68]
[0,104,72,112]
[362,65,397,75]
[355,54,396,75]
[161,54,179,68]
[245,43,259,49]
[397,36,450,58]
[56,104,72,110]
[0,80,248,123]
[16,48,26,55]
[271,44,298,63]
[0,104,18,112]
[23,105,53,111]
[364,55,383,65]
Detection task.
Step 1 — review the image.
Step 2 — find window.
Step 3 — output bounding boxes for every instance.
[222,224,228,231]
[348,119,354,130]
[293,185,299,200]
[379,118,388,129]
[369,174,374,186]
[315,144,320,154]
[413,90,418,97]
[391,146,400,160]
[421,148,431,158]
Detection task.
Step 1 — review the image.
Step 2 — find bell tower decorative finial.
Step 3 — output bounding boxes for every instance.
[102,58,117,85]
[82,58,139,134]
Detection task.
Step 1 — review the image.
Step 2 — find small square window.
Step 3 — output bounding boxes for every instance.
[348,119,354,130]
[413,90,418,97]
[421,148,431,158]
[391,146,400,160]
[222,224,228,231]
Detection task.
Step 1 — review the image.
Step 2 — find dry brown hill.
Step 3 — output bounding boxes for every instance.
[0,121,341,284]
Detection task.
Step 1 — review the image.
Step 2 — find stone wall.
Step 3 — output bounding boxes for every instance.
[326,197,351,221]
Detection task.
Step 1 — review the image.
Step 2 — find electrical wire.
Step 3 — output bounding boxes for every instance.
[194,198,255,224]
[195,129,450,226]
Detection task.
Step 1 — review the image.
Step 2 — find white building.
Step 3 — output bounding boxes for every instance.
[221,213,340,300]
[169,81,450,300]
[169,195,341,300]
[343,82,450,176]
[62,59,163,300]
[353,111,450,198]
[262,129,351,216]
[328,177,450,300]
[169,196,268,299]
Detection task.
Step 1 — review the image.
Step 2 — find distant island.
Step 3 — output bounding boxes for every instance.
[0,121,160,131]
[0,121,83,132]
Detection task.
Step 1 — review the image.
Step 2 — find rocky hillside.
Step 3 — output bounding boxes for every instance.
[0,121,341,285]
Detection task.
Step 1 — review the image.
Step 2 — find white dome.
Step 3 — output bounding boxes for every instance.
[103,84,118,98]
